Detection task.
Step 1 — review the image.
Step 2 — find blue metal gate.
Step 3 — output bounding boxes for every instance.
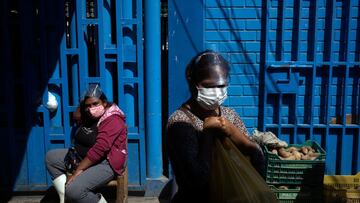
[261,0,360,175]
[0,0,146,192]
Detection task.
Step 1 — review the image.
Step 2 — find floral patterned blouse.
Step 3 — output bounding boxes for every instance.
[166,105,264,203]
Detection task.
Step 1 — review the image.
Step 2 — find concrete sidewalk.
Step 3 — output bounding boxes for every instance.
[2,179,174,203]
[7,196,160,203]
[3,188,163,203]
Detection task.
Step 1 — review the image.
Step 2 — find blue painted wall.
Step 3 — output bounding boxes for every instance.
[169,0,360,175]
[168,0,204,114]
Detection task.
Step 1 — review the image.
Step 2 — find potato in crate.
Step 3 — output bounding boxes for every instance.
[264,140,326,185]
[324,173,360,203]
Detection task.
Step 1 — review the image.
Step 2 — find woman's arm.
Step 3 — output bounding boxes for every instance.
[86,115,125,163]
[66,157,93,185]
[224,110,265,175]
[167,121,213,190]
[203,116,257,154]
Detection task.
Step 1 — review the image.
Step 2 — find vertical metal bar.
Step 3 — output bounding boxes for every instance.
[76,0,88,93]
[326,0,336,124]
[279,93,284,142]
[103,0,112,48]
[265,0,270,64]
[98,0,113,101]
[70,59,80,106]
[70,1,77,49]
[102,0,114,102]
[285,5,298,133]
[293,96,298,143]
[309,0,318,140]
[296,0,302,61]
[325,0,337,175]
[340,0,352,174]
[145,0,162,179]
[137,0,146,187]
[345,1,353,64]
[294,126,299,144]
[123,0,135,128]
[288,0,299,140]
[341,0,352,125]
[262,0,270,131]
[281,0,286,61]
[115,0,124,109]
[70,0,79,105]
[104,63,114,101]
[123,0,133,19]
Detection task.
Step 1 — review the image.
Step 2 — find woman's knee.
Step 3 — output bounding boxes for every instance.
[65,182,87,202]
[45,150,56,167]
[45,149,65,166]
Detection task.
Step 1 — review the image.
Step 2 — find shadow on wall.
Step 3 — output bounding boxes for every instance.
[200,0,262,96]
[0,0,73,201]
[202,0,265,130]
[208,0,360,131]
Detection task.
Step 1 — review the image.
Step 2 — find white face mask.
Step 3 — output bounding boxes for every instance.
[196,87,228,110]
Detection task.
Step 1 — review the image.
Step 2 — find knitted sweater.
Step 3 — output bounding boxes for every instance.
[166,106,264,202]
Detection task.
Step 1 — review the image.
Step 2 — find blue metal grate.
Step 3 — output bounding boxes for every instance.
[261,0,360,175]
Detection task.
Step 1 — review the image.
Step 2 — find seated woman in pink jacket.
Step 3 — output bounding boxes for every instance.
[45,84,127,203]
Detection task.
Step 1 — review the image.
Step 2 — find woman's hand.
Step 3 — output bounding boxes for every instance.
[203,117,222,129]
[66,169,83,186]
[203,117,234,136]
[204,117,257,152]
[65,157,93,186]
[203,117,225,136]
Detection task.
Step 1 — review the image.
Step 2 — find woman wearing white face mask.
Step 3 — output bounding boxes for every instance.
[45,84,127,203]
[166,50,265,203]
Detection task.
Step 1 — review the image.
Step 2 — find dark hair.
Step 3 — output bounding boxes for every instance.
[186,50,230,94]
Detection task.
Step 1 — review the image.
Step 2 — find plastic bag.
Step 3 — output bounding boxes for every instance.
[252,129,288,148]
[210,137,277,203]
[46,91,58,112]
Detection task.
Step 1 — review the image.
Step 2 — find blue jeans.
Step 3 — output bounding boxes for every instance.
[45,149,115,203]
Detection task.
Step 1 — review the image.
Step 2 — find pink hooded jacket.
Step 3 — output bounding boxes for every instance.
[86,104,127,175]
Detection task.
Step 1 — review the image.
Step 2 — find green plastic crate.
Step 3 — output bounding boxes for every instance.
[264,140,326,185]
[270,185,323,203]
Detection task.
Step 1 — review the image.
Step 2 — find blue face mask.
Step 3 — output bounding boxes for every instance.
[196,87,228,110]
